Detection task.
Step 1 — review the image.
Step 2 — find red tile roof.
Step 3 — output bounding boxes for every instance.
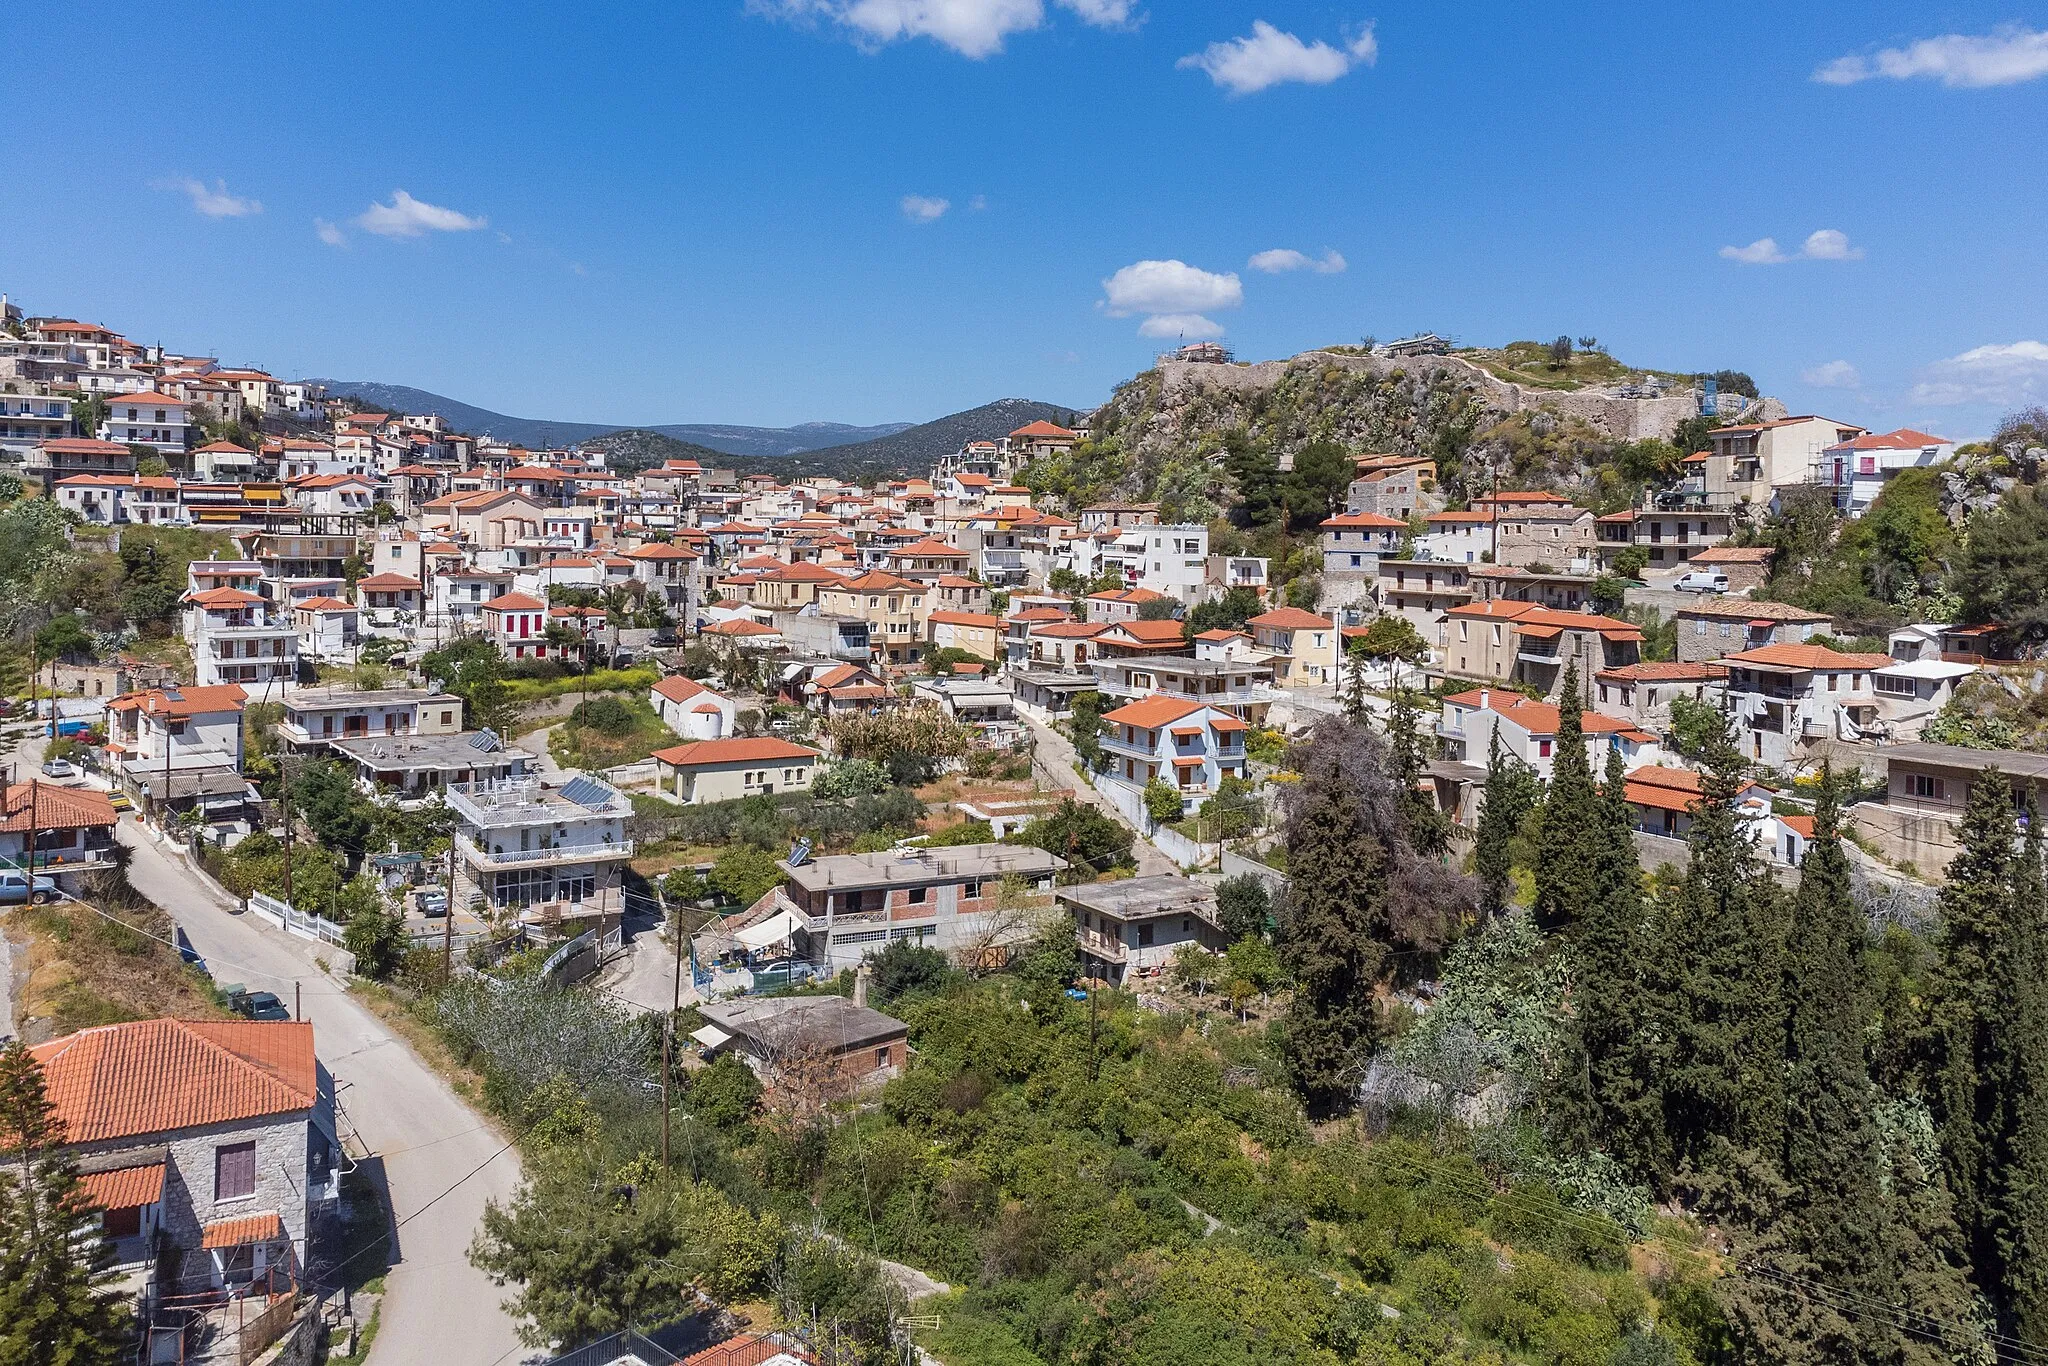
[80,1161,165,1210]
[1320,512,1408,529]
[1596,661,1729,683]
[652,675,715,704]
[0,782,116,834]
[1009,420,1078,439]
[185,587,265,608]
[680,1334,808,1366]
[30,1020,317,1144]
[1722,643,1892,670]
[929,610,1001,629]
[202,1211,284,1249]
[1103,619,1187,645]
[107,684,248,718]
[1441,690,1641,739]
[483,592,547,611]
[1101,696,1208,727]
[1247,607,1334,630]
[652,738,821,766]
[354,573,422,591]
[701,619,778,636]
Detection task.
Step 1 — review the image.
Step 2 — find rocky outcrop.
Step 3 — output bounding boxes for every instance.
[1143,350,1706,445]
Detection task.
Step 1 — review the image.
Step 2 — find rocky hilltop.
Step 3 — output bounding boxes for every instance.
[1082,346,1782,511]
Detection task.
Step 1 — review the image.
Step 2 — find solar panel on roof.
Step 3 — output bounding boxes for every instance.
[561,775,613,809]
[469,728,501,752]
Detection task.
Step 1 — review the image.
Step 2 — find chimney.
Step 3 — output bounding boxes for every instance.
[1479,688,1489,711]
[853,962,871,1009]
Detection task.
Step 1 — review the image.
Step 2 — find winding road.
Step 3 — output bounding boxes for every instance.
[117,824,529,1366]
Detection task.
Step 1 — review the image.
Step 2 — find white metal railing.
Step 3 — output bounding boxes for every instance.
[249,892,345,944]
[456,834,634,868]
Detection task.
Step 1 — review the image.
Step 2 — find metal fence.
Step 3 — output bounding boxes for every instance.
[248,893,345,945]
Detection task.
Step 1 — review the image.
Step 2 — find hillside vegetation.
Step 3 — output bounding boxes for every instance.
[806,398,1081,473]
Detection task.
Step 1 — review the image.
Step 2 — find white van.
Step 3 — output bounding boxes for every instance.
[1674,569,1729,594]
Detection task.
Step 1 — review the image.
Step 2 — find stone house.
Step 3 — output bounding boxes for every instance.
[29,1018,337,1296]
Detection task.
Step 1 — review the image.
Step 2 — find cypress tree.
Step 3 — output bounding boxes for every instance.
[1532,662,1598,933]
[1659,744,1786,1178]
[1571,745,1668,1183]
[1386,688,1449,859]
[0,1043,131,1366]
[1772,768,1899,1360]
[1474,728,1538,920]
[2002,797,2048,1345]
[1280,741,1391,1113]
[1922,768,2048,1343]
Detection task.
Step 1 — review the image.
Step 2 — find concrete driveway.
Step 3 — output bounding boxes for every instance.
[1017,713,1178,876]
[116,824,531,1366]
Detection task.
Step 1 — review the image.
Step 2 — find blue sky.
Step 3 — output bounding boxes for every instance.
[3,2,2046,438]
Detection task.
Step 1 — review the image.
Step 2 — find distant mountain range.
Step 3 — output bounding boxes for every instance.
[798,398,1082,471]
[303,380,915,457]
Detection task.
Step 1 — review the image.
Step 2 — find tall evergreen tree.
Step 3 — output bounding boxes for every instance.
[1749,768,1903,1361]
[0,1043,130,1366]
[1474,729,1538,920]
[1927,772,2048,1344]
[1569,746,1668,1182]
[1532,662,1598,934]
[1385,688,1449,859]
[1280,741,1391,1113]
[1923,772,2048,1343]
[1658,743,1786,1181]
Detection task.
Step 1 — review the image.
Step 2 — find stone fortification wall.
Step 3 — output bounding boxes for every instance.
[1153,351,1723,444]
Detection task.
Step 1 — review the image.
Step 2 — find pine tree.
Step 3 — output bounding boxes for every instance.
[1570,746,1668,1182]
[0,1043,130,1366]
[1532,662,1598,934]
[1385,688,1449,859]
[1280,744,1391,1113]
[1474,729,1538,920]
[1658,744,1786,1180]
[1923,769,2048,1344]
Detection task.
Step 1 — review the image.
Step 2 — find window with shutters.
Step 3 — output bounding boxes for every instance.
[215,1141,257,1201]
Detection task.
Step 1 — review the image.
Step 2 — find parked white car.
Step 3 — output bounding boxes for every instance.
[1674,570,1729,594]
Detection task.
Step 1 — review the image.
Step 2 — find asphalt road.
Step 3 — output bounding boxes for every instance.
[1017,713,1178,876]
[117,823,530,1366]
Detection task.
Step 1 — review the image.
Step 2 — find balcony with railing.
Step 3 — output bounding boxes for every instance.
[455,833,634,869]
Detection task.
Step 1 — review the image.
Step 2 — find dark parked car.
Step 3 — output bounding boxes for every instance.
[228,989,291,1022]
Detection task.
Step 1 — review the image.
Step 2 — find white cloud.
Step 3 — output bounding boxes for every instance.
[1719,237,1789,265]
[354,190,488,239]
[1056,0,1137,24]
[1801,228,1864,260]
[314,218,348,248]
[1138,313,1226,340]
[1248,247,1346,274]
[751,0,1130,58]
[900,194,951,222]
[1178,20,1377,95]
[1910,341,2048,406]
[1100,259,1244,316]
[158,176,262,218]
[1815,25,2048,88]
[1802,360,1862,389]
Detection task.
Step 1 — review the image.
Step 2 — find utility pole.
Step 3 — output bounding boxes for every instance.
[441,841,456,974]
[24,777,39,890]
[279,750,294,904]
[663,884,684,1168]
